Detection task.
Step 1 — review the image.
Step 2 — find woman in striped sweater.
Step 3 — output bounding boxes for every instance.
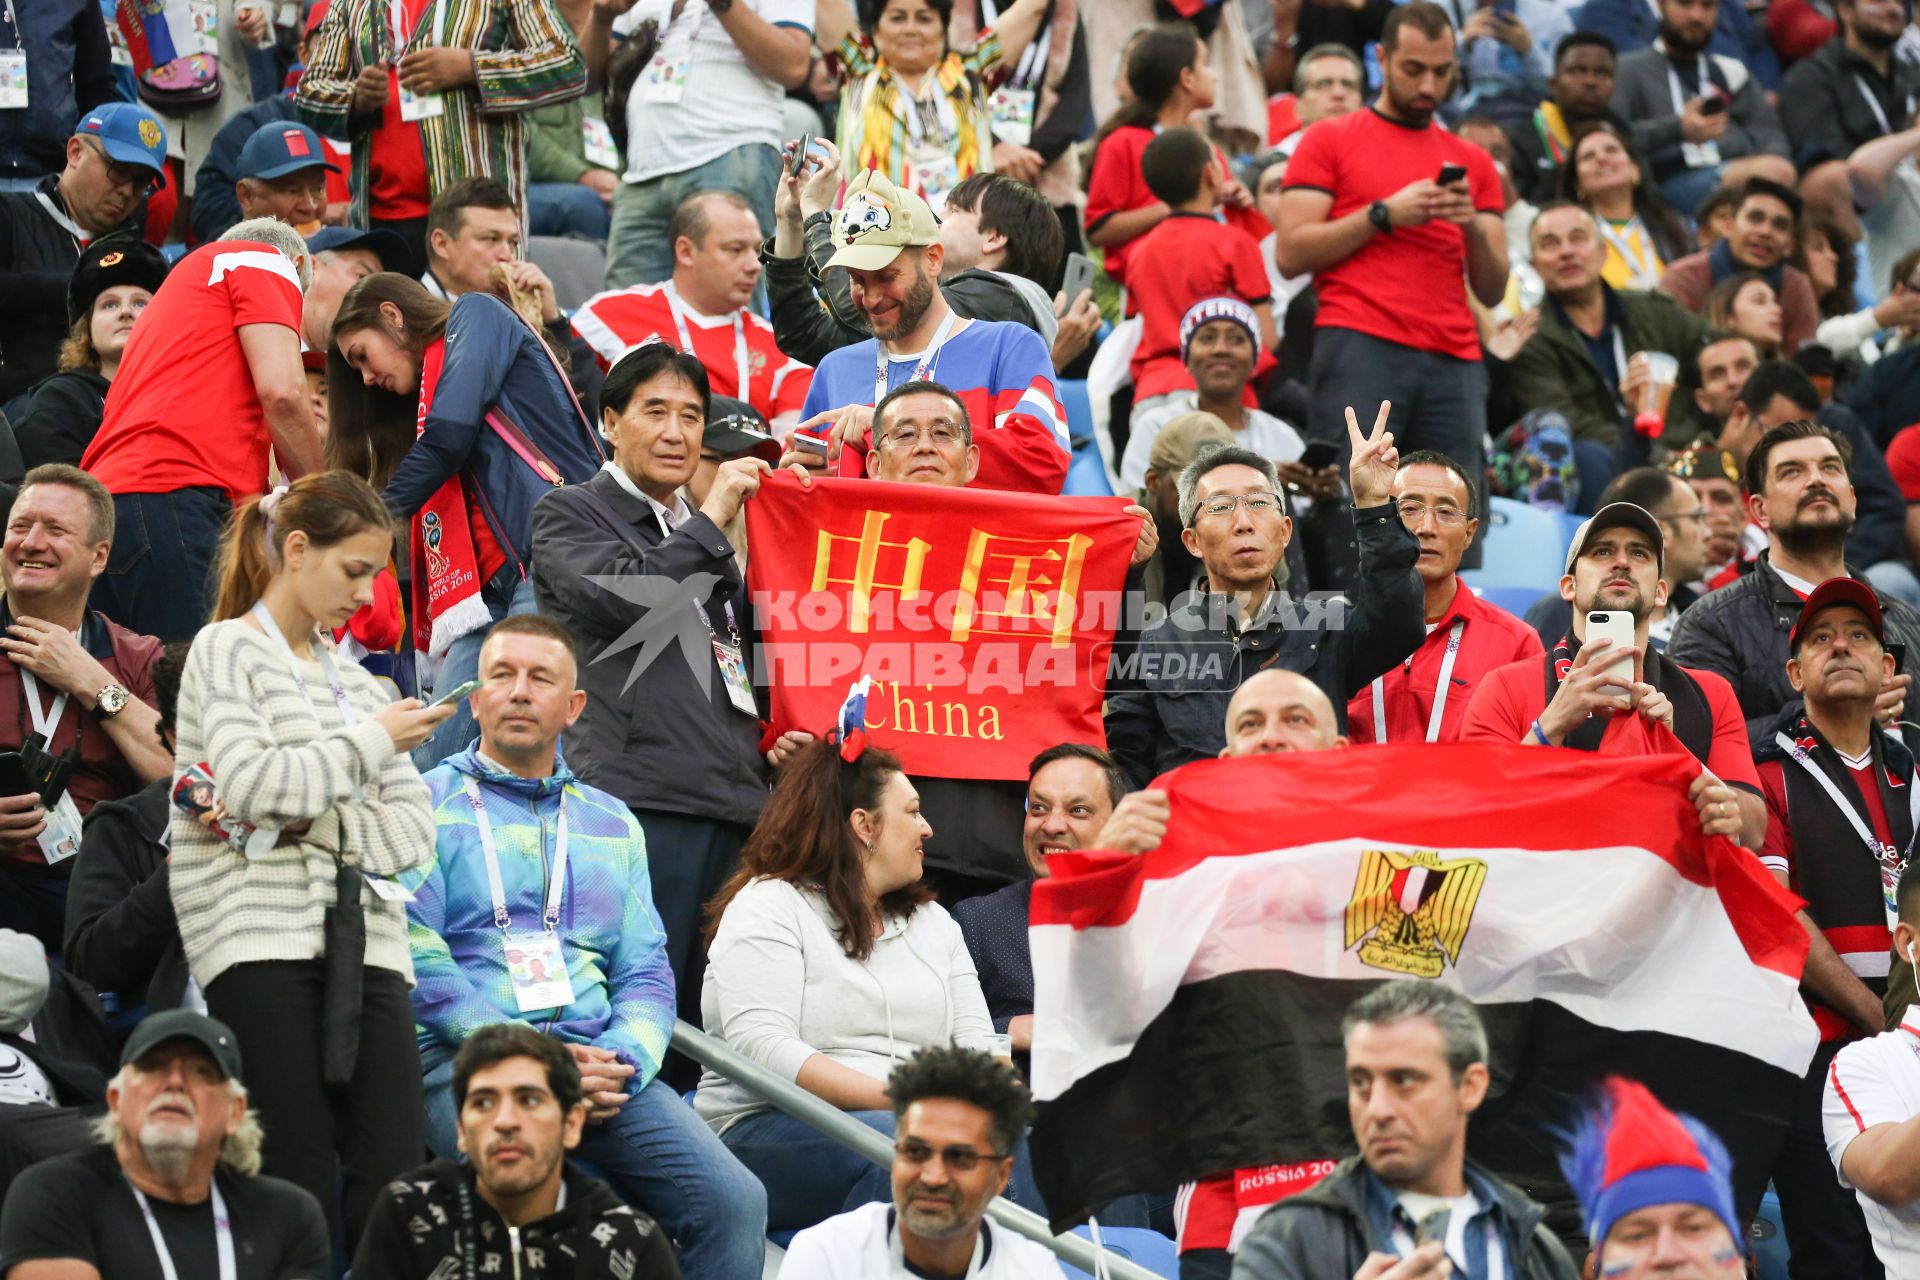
[171,470,454,1253]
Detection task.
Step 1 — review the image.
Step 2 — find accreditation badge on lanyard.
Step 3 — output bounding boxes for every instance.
[640,0,700,104]
[392,0,446,121]
[0,0,26,110]
[465,776,577,1012]
[900,80,962,213]
[1777,730,1920,928]
[705,601,758,717]
[981,0,1049,147]
[19,670,80,865]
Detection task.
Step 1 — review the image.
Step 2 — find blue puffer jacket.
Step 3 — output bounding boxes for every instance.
[383,293,603,590]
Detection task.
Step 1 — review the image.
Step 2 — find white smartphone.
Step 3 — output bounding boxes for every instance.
[1585,611,1637,698]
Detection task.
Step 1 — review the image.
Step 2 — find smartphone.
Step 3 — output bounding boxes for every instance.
[1062,251,1097,305]
[1890,642,1908,677]
[791,431,830,455]
[427,678,482,710]
[1586,610,1637,698]
[1299,440,1341,472]
[788,133,813,177]
[1437,162,1468,187]
[1415,1208,1451,1249]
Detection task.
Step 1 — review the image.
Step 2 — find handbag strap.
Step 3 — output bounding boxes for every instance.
[501,296,606,464]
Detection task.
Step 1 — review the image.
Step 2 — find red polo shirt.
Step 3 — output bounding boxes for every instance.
[0,608,162,874]
[1346,580,1545,745]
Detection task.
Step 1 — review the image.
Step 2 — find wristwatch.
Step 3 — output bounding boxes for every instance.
[94,682,130,719]
[1368,201,1393,234]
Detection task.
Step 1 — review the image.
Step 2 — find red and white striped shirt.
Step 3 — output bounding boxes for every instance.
[1824,1009,1920,1273]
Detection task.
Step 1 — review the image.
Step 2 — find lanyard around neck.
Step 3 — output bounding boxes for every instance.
[249,601,358,727]
[1853,73,1912,138]
[1371,617,1466,744]
[462,775,569,932]
[129,1178,235,1280]
[874,309,961,407]
[389,0,447,58]
[1775,730,1920,865]
[664,281,751,402]
[18,670,68,746]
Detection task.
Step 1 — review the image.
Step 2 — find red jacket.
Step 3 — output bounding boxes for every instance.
[1346,580,1543,745]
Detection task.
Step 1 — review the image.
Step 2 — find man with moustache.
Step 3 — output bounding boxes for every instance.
[0,1009,330,1279]
[781,1047,1058,1278]
[351,1025,681,1280]
[1458,501,1760,845]
[1670,421,1920,748]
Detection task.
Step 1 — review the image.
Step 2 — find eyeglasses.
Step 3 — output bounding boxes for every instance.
[895,1139,1009,1173]
[1194,493,1282,524]
[1395,499,1469,528]
[82,139,159,197]
[879,424,966,449]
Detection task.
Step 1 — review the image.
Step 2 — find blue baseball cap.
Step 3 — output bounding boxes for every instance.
[238,121,339,181]
[73,103,168,177]
[304,226,409,273]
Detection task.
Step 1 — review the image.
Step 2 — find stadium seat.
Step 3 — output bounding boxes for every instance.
[1474,583,1548,620]
[527,235,608,313]
[1460,497,1569,593]
[1057,1225,1178,1278]
[1750,1188,1789,1280]
[1058,379,1116,497]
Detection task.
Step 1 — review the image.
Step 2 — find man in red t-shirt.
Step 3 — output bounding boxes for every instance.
[1277,2,1508,589]
[80,221,323,642]
[573,190,812,433]
[1459,500,1760,845]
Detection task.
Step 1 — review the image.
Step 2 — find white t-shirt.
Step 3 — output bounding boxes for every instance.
[1865,157,1920,305]
[782,1202,1062,1279]
[1390,1189,1500,1279]
[1120,395,1305,490]
[615,0,815,184]
[1823,1008,1920,1276]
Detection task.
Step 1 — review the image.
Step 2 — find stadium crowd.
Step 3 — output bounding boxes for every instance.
[9,0,1920,1277]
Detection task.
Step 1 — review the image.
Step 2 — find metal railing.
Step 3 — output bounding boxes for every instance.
[671,1021,1165,1280]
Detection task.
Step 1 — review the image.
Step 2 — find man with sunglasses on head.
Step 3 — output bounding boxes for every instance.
[0,103,168,404]
[781,1046,1059,1279]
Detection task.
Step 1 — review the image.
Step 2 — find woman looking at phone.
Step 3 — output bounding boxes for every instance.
[170,470,453,1254]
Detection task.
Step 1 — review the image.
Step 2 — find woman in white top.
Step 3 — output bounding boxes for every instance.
[172,470,453,1252]
[696,736,1023,1231]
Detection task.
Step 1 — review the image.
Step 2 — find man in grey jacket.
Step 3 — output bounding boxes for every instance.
[1609,0,1793,215]
[1231,982,1578,1280]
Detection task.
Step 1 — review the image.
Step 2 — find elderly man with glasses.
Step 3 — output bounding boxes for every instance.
[0,103,168,404]
[1104,402,1425,788]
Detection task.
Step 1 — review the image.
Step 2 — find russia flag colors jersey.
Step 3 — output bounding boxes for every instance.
[800,317,1069,495]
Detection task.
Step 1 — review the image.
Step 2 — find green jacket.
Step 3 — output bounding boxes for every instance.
[526,91,610,185]
[1508,286,1703,448]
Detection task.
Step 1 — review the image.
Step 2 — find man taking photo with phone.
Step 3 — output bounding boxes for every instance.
[1458,501,1761,846]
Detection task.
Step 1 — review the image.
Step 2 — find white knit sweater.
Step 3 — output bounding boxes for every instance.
[170,619,435,987]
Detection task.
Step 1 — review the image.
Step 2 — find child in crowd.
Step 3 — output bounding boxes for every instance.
[1084,21,1266,289]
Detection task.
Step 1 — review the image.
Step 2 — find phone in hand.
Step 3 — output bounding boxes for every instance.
[1586,610,1638,699]
[1890,642,1908,677]
[1415,1208,1451,1249]
[791,430,830,455]
[1299,440,1341,472]
[1437,162,1469,187]
[426,678,482,710]
[1061,252,1097,306]
[1697,94,1729,116]
[789,134,813,177]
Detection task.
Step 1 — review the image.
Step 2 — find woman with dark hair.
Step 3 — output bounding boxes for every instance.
[696,735,1007,1231]
[812,0,1052,212]
[328,272,602,767]
[1705,271,1784,357]
[171,470,450,1252]
[1559,121,1692,292]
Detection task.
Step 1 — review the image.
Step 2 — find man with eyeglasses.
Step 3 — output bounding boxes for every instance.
[1104,403,1423,788]
[1347,451,1542,744]
[0,102,167,404]
[1271,44,1366,157]
[782,1046,1060,1279]
[1460,500,1761,846]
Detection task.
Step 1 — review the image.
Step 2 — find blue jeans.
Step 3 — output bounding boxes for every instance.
[92,487,232,643]
[604,143,781,290]
[1865,560,1920,610]
[529,181,613,243]
[412,575,539,772]
[424,1052,768,1280]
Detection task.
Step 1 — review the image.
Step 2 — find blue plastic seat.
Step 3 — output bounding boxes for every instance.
[1056,1225,1178,1278]
[1750,1187,1789,1280]
[1460,497,1571,592]
[1057,378,1115,496]
[1474,583,1550,621]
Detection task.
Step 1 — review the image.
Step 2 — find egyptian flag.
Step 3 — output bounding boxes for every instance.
[1027,743,1818,1236]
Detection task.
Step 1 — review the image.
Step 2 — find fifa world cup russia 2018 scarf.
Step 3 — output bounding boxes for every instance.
[409,336,496,672]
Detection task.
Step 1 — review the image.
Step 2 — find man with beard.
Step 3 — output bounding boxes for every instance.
[1784,0,1920,235]
[1459,501,1760,846]
[1752,578,1911,1279]
[1610,0,1792,217]
[0,1010,330,1279]
[1670,421,1920,748]
[794,171,1068,495]
[1278,2,1507,588]
[1659,179,1821,353]
[1506,33,1623,205]
[351,1025,681,1280]
[781,1047,1057,1278]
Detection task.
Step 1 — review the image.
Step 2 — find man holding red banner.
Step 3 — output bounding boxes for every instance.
[757,378,1153,895]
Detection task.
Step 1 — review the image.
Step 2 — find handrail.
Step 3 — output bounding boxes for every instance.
[670,1021,1164,1280]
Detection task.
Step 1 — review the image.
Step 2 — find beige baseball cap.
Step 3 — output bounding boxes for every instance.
[825,170,940,272]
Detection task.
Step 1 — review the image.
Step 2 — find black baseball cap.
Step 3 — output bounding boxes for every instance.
[706,396,781,464]
[120,1010,244,1081]
[305,225,410,273]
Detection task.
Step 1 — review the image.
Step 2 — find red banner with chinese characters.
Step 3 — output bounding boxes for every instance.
[745,472,1137,780]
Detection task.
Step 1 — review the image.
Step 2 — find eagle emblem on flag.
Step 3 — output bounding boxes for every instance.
[1343,848,1488,979]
